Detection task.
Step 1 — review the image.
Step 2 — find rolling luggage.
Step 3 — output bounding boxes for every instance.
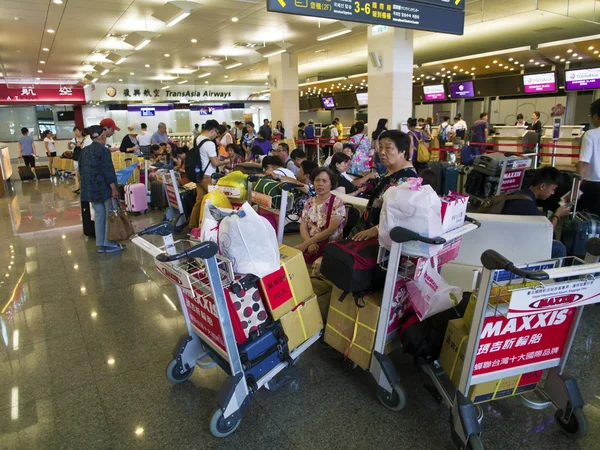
[80,201,95,237]
[238,322,289,388]
[425,161,445,195]
[34,165,52,179]
[124,183,148,213]
[180,188,196,220]
[150,181,168,209]
[561,212,600,257]
[18,166,35,181]
[224,274,269,345]
[443,165,460,195]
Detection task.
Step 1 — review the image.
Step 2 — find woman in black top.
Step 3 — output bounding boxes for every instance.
[328,153,362,196]
[351,130,418,240]
[529,111,543,134]
[120,125,139,153]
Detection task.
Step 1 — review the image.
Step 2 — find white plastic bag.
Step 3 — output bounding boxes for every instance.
[406,257,462,321]
[200,203,235,244]
[379,178,443,257]
[217,202,280,277]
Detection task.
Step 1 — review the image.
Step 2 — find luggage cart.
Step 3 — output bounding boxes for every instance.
[131,222,322,438]
[162,168,193,231]
[400,234,600,449]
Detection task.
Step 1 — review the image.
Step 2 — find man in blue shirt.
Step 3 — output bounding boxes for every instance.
[79,125,124,254]
[471,112,489,150]
[18,127,37,167]
[502,166,571,257]
[151,122,169,144]
[304,119,316,161]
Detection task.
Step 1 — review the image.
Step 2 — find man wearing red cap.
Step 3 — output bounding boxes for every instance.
[99,118,121,152]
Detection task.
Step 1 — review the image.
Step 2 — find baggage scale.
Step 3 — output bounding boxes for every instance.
[131,222,321,437]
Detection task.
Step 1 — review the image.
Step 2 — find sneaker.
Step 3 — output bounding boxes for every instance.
[104,245,126,253]
[97,246,105,253]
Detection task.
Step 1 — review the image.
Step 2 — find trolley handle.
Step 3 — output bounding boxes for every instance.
[281,182,302,191]
[585,237,600,257]
[464,216,482,228]
[248,175,260,182]
[389,227,446,245]
[480,249,549,281]
[156,241,218,262]
[137,222,175,237]
[211,173,226,181]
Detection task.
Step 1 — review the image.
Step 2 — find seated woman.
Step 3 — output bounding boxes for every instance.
[262,155,296,178]
[350,130,418,241]
[328,153,370,197]
[296,168,346,263]
[224,143,245,173]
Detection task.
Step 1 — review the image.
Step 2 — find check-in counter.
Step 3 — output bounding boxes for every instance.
[489,126,528,154]
[540,125,584,169]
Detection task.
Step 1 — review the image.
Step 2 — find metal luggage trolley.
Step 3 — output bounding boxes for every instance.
[131,222,321,438]
[162,168,193,231]
[398,234,600,450]
[371,218,481,411]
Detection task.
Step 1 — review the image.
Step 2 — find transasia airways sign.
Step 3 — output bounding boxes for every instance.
[164,90,232,99]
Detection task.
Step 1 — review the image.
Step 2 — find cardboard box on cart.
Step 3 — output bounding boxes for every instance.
[439,318,542,404]
[259,244,315,320]
[280,295,324,351]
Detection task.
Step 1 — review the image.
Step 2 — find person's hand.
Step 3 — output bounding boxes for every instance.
[352,227,378,241]
[111,186,119,199]
[295,242,308,252]
[554,203,572,218]
[308,243,320,255]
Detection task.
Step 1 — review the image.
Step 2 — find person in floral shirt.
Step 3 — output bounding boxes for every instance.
[349,121,372,175]
[297,168,346,263]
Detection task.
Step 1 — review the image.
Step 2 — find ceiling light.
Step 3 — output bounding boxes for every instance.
[152,1,198,27]
[347,72,368,79]
[37,70,43,73]
[161,85,170,89]
[106,52,127,65]
[453,65,458,69]
[520,64,525,67]
[177,79,188,84]
[567,49,573,53]
[578,56,583,60]
[130,72,135,75]
[195,70,211,78]
[43,48,49,51]
[560,59,565,62]
[435,72,440,75]
[555,56,560,59]
[452,72,456,75]
[510,68,514,71]
[164,53,170,57]
[255,44,286,58]
[53,0,63,3]
[220,58,242,69]
[535,62,540,65]
[124,31,156,50]
[36,77,40,80]
[118,78,123,81]
[316,22,352,41]
[231,17,238,22]
[204,80,208,84]
[40,60,45,64]
[421,46,531,68]
[514,61,519,64]
[224,75,229,79]
[145,64,150,68]
[47,29,55,33]
[595,51,599,54]
[493,60,497,64]
[471,67,475,70]
[540,64,545,67]
[508,57,513,61]
[499,64,503,67]
[299,76,347,87]
[485,65,490,68]
[589,46,594,50]
[91,78,98,83]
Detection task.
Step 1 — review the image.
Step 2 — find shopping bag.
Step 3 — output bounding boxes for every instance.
[200,188,232,221]
[440,192,469,233]
[107,200,135,241]
[218,202,280,277]
[378,177,443,257]
[406,257,462,321]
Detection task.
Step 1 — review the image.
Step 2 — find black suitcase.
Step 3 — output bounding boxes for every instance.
[473,155,501,177]
[80,201,96,237]
[18,166,35,181]
[150,181,168,209]
[35,165,52,179]
[238,323,289,388]
[180,188,196,219]
[561,212,600,257]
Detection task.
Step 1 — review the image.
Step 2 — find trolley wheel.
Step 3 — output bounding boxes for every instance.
[210,408,242,438]
[555,408,588,439]
[466,434,484,450]
[166,359,194,383]
[377,384,407,412]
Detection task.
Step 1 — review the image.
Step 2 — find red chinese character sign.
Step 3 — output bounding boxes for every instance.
[0,84,86,104]
[471,308,575,384]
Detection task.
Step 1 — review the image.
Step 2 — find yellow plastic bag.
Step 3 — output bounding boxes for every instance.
[200,188,232,221]
[216,170,248,203]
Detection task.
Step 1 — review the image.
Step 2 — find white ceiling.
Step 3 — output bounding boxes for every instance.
[0,0,599,88]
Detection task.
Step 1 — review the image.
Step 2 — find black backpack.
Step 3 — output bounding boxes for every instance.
[185,138,211,183]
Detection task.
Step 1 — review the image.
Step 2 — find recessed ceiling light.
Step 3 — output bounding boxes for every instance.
[40,60,45,64]
[14,17,20,20]
[452,72,456,76]
[578,56,583,60]
[205,80,208,84]
[453,65,458,69]
[520,64,525,67]
[535,62,540,65]
[43,48,49,51]
[36,77,40,80]
[567,49,573,53]
[493,60,497,64]
[541,64,545,67]
[471,67,475,70]
[164,53,170,57]
[514,61,519,64]
[510,68,514,71]
[47,29,55,33]
[508,57,513,61]
[118,78,123,81]
[560,59,565,62]
[53,0,63,3]
[231,17,239,22]
[589,46,594,50]
[130,72,135,75]
[555,56,560,59]
[435,72,440,75]
[191,39,197,43]
[37,70,43,73]
[499,63,503,67]
[595,51,599,54]
[485,65,490,68]
[573,53,578,57]
[145,64,150,67]
[224,75,228,78]
[465,72,469,75]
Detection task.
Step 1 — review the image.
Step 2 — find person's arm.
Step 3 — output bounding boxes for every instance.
[302,215,344,249]
[32,141,37,157]
[351,171,377,186]
[209,156,228,167]
[18,141,22,157]
[578,133,592,178]
[100,148,119,198]
[44,140,50,154]
[484,125,489,141]
[550,204,572,229]
[353,225,378,241]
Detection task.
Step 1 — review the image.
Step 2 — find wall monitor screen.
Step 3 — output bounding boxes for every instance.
[450,81,475,99]
[356,92,368,106]
[334,92,357,108]
[523,72,556,93]
[565,68,600,91]
[423,84,446,101]
[321,96,336,109]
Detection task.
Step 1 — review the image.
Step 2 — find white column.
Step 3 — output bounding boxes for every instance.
[367,26,414,131]
[268,53,300,139]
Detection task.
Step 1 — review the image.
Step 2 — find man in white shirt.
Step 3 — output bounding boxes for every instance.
[262,155,296,178]
[453,114,468,141]
[137,123,152,156]
[577,99,600,215]
[189,120,228,228]
[438,116,452,147]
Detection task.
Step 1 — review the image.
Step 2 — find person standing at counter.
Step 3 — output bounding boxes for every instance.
[137,123,152,156]
[192,123,201,142]
[453,115,467,141]
[151,122,169,144]
[334,117,343,138]
[515,114,528,127]
[577,99,600,216]
[18,127,36,168]
[529,112,542,135]
[472,113,489,149]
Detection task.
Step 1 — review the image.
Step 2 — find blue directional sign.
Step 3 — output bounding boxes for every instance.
[267,0,465,36]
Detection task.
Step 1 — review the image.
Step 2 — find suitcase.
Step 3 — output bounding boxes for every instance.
[561,212,600,257]
[80,201,96,237]
[458,166,473,195]
[238,323,289,387]
[425,162,445,196]
[224,274,269,345]
[18,165,35,181]
[34,165,52,179]
[444,165,460,195]
[473,155,501,177]
[150,181,168,209]
[181,188,196,219]
[124,183,148,213]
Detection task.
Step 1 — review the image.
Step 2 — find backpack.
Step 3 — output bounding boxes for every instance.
[322,126,332,139]
[439,124,449,141]
[410,131,431,163]
[185,138,210,183]
[460,145,479,166]
[476,193,535,214]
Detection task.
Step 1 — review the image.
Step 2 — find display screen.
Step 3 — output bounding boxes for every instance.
[523,72,556,93]
[334,92,356,108]
[299,97,310,110]
[423,84,446,101]
[199,106,214,115]
[450,81,475,99]
[321,96,336,109]
[57,111,75,121]
[356,92,368,106]
[308,97,322,109]
[140,108,156,117]
[565,67,600,91]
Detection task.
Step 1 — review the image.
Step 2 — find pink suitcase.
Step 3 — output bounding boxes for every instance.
[124,183,148,213]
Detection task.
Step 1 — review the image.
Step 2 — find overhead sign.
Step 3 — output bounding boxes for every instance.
[523,73,556,94]
[267,0,464,35]
[140,107,156,117]
[0,84,86,104]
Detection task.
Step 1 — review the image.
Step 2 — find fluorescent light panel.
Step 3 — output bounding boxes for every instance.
[152,2,197,27]
[299,76,347,87]
[256,44,286,58]
[317,29,351,41]
[220,59,242,69]
[135,40,151,50]
[537,34,600,49]
[421,46,531,67]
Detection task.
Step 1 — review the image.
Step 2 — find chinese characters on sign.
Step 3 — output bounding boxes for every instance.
[0,84,85,103]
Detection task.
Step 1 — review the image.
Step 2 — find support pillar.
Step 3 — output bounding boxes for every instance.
[564,91,577,125]
[367,26,413,131]
[268,53,299,139]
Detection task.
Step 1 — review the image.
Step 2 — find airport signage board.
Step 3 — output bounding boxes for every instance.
[267,0,465,35]
[565,67,600,91]
[0,84,86,104]
[523,73,556,94]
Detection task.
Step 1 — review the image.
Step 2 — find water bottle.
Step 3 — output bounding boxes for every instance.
[195,165,200,182]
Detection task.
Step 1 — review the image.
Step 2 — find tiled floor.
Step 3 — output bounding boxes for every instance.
[0,175,598,449]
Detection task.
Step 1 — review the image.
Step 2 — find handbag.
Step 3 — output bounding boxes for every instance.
[108,199,135,241]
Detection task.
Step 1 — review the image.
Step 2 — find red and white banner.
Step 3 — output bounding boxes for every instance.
[472,308,574,383]
[500,169,525,193]
[0,84,86,104]
[508,277,600,318]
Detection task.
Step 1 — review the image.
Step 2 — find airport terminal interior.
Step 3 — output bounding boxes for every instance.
[1,0,600,449]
